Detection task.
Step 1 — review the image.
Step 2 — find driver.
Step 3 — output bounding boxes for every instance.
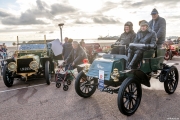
[111,21,136,55]
[127,20,157,69]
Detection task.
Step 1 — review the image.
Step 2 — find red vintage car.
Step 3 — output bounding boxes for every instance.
[164,40,180,60]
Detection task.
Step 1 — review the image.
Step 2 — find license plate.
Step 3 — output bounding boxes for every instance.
[98,70,104,90]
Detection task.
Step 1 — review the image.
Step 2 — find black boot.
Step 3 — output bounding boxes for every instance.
[127,54,140,69]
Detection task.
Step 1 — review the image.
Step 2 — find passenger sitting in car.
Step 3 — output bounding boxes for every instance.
[127,20,157,69]
[111,21,136,55]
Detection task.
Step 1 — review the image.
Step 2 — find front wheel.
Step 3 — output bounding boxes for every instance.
[45,61,51,85]
[164,66,179,94]
[3,64,14,87]
[75,71,97,98]
[117,77,142,116]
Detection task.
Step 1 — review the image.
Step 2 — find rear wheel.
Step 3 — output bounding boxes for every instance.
[3,64,14,87]
[164,66,179,94]
[45,61,51,85]
[164,51,171,60]
[75,71,97,98]
[118,77,142,116]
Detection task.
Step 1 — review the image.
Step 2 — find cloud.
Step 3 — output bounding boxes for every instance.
[1,10,47,25]
[93,17,121,24]
[50,3,76,15]
[0,10,11,17]
[74,20,87,24]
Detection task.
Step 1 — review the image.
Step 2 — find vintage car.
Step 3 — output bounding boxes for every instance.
[75,43,179,116]
[2,38,62,87]
[164,40,180,60]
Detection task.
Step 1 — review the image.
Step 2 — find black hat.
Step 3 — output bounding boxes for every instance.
[151,8,158,15]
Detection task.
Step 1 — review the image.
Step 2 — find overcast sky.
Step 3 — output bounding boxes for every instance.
[0,0,180,41]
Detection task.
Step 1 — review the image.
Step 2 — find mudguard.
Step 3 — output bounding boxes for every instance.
[120,69,151,87]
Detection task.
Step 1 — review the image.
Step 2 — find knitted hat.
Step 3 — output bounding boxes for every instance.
[151,8,158,15]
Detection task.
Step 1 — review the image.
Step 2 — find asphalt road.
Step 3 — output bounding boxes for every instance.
[0,58,180,120]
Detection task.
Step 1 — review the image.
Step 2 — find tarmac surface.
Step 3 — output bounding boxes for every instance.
[0,58,180,120]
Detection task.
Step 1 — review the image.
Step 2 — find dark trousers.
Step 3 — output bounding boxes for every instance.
[111,46,126,55]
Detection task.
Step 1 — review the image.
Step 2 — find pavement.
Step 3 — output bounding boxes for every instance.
[0,58,180,120]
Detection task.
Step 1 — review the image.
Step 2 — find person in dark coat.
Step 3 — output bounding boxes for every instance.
[62,39,73,70]
[149,8,166,48]
[65,41,88,73]
[111,21,136,55]
[127,20,157,69]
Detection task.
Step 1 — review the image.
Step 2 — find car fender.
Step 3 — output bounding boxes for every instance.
[120,69,151,87]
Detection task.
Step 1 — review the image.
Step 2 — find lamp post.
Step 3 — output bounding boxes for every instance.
[58,23,64,43]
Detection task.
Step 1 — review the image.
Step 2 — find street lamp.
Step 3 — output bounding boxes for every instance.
[58,23,64,43]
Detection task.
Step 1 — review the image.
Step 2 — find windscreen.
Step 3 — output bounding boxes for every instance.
[19,44,46,50]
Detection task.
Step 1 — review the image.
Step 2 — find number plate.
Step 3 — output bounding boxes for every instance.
[98,70,104,90]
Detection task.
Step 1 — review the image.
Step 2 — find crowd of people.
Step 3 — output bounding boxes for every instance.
[62,38,88,72]
[62,8,167,71]
[0,43,7,59]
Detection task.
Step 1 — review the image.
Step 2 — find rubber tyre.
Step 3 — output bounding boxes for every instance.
[63,85,69,91]
[45,61,51,85]
[164,51,170,60]
[75,71,96,98]
[118,77,142,116]
[164,66,179,94]
[3,64,14,87]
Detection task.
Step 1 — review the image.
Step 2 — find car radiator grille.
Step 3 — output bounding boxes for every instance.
[17,58,35,73]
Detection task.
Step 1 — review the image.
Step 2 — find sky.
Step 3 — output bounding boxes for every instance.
[0,0,180,41]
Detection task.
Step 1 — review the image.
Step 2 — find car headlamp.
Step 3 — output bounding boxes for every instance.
[29,61,39,70]
[111,68,120,82]
[8,62,17,71]
[83,64,91,73]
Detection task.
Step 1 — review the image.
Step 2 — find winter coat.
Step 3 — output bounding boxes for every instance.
[116,31,136,47]
[149,16,166,45]
[62,42,73,60]
[66,45,88,65]
[133,28,157,49]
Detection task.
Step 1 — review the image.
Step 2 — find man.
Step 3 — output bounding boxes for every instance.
[64,37,68,43]
[62,39,73,70]
[149,8,166,48]
[127,20,157,69]
[111,21,136,55]
[65,41,88,73]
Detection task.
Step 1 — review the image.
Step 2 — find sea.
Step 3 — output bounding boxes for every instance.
[0,39,117,47]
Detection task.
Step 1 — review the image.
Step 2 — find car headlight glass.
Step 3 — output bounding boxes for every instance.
[29,61,39,70]
[8,62,17,71]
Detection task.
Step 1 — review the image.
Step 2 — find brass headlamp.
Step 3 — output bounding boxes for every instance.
[111,68,120,82]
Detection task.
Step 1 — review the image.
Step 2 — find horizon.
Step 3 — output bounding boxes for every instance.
[0,0,180,41]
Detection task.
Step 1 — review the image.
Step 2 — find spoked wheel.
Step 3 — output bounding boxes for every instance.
[45,61,51,85]
[164,66,179,94]
[3,64,14,87]
[75,71,97,98]
[118,77,142,116]
[164,51,171,60]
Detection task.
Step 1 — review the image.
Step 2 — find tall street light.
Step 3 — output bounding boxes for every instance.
[58,23,64,43]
